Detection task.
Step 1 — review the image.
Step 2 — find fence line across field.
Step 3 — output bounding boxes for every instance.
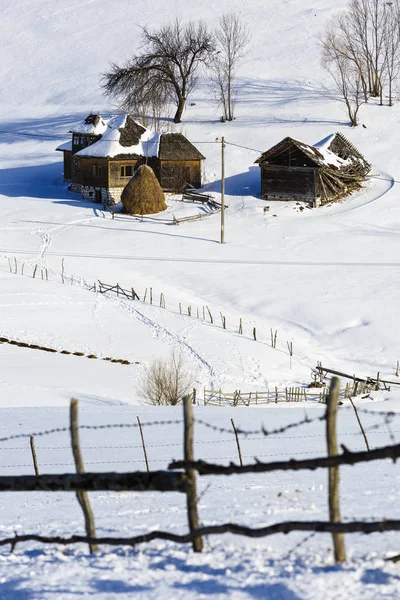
[6,257,400,387]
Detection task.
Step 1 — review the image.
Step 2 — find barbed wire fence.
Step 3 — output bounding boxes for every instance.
[0,380,399,562]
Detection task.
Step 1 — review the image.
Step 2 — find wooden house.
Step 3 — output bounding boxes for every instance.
[56,113,108,182]
[57,114,205,203]
[255,133,370,206]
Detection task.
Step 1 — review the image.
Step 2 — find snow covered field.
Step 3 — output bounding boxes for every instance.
[1,0,400,597]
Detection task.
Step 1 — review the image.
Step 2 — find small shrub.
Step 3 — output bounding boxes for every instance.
[140,351,193,406]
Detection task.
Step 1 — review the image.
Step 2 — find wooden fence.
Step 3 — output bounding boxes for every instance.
[203,381,374,406]
[97,281,140,301]
[1,381,400,564]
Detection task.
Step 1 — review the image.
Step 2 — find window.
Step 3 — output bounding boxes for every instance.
[74,159,81,173]
[92,165,103,178]
[120,165,133,177]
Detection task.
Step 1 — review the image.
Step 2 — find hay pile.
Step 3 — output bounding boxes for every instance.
[121,165,167,215]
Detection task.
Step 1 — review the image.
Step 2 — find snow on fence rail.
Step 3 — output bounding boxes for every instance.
[1,380,400,563]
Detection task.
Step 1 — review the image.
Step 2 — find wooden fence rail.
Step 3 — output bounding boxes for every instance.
[203,382,373,406]
[0,471,187,493]
[168,440,400,475]
[98,281,139,301]
[2,519,400,552]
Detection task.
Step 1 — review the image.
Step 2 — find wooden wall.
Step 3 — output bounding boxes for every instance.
[267,147,317,169]
[109,159,143,188]
[260,165,317,200]
[72,157,109,189]
[63,151,72,181]
[72,157,203,193]
[159,160,202,191]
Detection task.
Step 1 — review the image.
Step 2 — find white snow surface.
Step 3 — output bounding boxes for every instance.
[1,0,400,597]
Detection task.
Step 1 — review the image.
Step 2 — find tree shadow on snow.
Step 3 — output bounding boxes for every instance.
[204,166,260,197]
[0,579,38,600]
[0,162,72,200]
[91,579,152,594]
[0,113,108,145]
[174,579,303,598]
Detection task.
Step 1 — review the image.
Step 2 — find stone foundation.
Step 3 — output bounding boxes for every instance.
[101,187,122,205]
[69,184,121,205]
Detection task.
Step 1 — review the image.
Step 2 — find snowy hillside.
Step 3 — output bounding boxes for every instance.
[1,0,400,598]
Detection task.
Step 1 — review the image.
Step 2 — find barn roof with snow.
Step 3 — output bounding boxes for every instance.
[75,115,160,159]
[255,132,371,206]
[69,113,108,135]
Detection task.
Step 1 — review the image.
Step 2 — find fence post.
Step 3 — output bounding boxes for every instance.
[231,419,243,466]
[137,416,150,472]
[183,395,203,552]
[326,377,346,563]
[70,399,98,554]
[349,398,370,451]
[29,436,39,476]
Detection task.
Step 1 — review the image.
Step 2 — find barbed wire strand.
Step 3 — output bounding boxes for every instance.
[0,419,183,444]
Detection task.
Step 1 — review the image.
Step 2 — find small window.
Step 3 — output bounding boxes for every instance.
[120,165,133,177]
[92,165,103,178]
[74,159,81,173]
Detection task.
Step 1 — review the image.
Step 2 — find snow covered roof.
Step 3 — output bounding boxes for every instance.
[56,140,72,152]
[75,115,160,159]
[69,113,108,135]
[255,133,368,171]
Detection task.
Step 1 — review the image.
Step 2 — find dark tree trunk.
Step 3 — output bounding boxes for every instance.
[174,97,186,123]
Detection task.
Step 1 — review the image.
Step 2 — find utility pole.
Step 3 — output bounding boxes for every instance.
[220,136,225,244]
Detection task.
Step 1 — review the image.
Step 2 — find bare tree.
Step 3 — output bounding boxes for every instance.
[322,1,400,112]
[322,23,366,125]
[103,21,215,124]
[120,85,169,130]
[211,13,250,121]
[382,1,400,106]
[140,352,194,406]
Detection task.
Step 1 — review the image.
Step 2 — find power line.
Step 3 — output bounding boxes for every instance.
[4,250,400,267]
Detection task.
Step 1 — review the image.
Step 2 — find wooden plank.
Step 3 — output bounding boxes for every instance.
[317,365,400,387]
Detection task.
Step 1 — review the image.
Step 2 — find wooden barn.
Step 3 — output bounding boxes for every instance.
[57,113,205,203]
[255,133,371,206]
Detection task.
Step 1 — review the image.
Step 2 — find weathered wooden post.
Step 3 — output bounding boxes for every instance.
[137,416,149,472]
[349,398,370,451]
[183,395,203,552]
[231,419,243,467]
[70,399,98,553]
[326,377,346,563]
[29,436,40,476]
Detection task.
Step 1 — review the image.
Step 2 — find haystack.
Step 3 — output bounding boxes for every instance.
[121,165,167,215]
